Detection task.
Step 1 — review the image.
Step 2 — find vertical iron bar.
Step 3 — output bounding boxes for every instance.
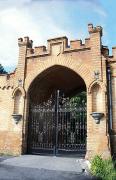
[61,106,63,148]
[54,90,59,155]
[66,101,68,148]
[45,108,47,148]
[79,106,81,149]
[52,101,54,149]
[82,102,84,148]
[64,99,66,149]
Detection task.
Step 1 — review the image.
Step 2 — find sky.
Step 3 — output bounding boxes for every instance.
[0,0,116,72]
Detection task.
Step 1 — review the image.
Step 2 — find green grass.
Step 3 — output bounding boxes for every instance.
[90,155,116,180]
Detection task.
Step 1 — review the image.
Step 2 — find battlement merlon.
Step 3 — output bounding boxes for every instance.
[70,38,90,49]
[88,23,103,36]
[47,36,68,52]
[18,37,33,48]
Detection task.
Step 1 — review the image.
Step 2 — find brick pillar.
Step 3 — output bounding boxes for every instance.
[16,37,33,87]
[88,24,103,80]
[86,24,111,159]
[14,37,33,154]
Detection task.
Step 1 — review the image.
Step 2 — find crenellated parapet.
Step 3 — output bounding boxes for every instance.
[25,24,104,58]
[26,36,91,58]
[70,38,90,49]
[0,73,14,90]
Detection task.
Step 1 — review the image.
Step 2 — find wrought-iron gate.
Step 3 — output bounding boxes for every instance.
[28,90,87,155]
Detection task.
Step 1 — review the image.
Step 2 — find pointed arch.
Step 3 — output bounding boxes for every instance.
[88,80,106,94]
[25,56,92,91]
[27,65,87,100]
[12,86,26,99]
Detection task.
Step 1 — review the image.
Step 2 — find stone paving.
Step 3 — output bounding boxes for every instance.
[0,155,94,180]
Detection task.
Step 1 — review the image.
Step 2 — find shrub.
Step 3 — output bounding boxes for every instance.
[90,155,116,180]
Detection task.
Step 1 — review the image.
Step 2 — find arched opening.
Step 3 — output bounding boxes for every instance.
[14,89,23,114]
[91,83,103,112]
[27,65,87,156]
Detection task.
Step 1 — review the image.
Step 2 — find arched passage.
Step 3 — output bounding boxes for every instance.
[27,65,87,156]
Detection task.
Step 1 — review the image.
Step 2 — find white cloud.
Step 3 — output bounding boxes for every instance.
[0,2,69,71]
[0,0,107,72]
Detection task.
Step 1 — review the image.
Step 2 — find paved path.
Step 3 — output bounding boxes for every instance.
[0,155,94,180]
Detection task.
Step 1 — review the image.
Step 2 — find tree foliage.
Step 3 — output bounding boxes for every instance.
[0,64,7,74]
[70,91,86,105]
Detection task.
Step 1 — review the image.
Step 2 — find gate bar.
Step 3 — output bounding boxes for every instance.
[54,90,59,155]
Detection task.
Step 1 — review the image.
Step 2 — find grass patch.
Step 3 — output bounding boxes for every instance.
[90,155,116,180]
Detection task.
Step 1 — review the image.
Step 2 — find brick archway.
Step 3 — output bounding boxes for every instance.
[25,56,91,92]
[26,64,87,156]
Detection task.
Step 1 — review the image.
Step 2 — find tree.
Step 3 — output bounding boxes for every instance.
[0,64,7,74]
